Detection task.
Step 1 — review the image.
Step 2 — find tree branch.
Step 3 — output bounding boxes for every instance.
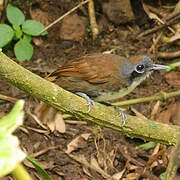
[0,52,180,145]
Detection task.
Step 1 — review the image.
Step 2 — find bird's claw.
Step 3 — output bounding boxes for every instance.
[76,92,94,113]
[76,92,126,124]
[87,99,94,113]
[114,106,126,126]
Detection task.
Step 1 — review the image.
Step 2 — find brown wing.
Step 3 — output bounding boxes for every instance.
[46,53,123,84]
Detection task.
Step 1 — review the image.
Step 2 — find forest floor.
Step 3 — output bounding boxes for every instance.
[0,0,180,179]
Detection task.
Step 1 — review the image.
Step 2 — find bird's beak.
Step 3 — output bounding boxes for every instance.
[151,64,169,70]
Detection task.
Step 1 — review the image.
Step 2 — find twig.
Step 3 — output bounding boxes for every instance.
[0,0,4,20]
[158,50,180,59]
[137,13,180,38]
[112,90,180,107]
[149,32,163,55]
[39,0,89,35]
[88,0,99,39]
[165,136,180,180]
[165,10,180,22]
[167,61,180,71]
[0,93,18,103]
[66,153,111,179]
[30,146,59,158]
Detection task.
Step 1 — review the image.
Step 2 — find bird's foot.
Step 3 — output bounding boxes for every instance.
[114,106,126,126]
[76,92,94,113]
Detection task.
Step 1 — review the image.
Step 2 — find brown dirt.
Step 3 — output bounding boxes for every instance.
[0,0,180,179]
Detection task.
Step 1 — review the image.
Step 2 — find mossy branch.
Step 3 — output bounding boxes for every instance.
[0,52,180,145]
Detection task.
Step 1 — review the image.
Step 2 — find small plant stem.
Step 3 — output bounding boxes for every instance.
[158,51,180,59]
[112,90,180,106]
[12,164,32,180]
[137,12,180,38]
[39,0,89,35]
[166,60,180,71]
[0,94,18,103]
[88,0,99,39]
[165,136,180,180]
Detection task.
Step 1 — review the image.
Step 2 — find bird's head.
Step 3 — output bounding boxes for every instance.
[120,56,168,86]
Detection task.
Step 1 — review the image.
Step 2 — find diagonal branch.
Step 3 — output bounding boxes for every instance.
[0,52,180,145]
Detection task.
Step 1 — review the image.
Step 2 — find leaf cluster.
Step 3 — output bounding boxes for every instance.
[0,4,48,61]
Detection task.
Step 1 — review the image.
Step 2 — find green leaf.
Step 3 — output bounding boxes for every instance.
[0,24,14,48]
[6,4,25,26]
[0,100,24,134]
[22,20,48,36]
[0,135,26,178]
[14,39,33,62]
[137,141,157,151]
[23,34,32,43]
[13,24,22,39]
[0,100,26,178]
[159,172,166,180]
[27,156,52,180]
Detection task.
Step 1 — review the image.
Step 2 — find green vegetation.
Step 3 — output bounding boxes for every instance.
[0,4,47,62]
[0,100,26,178]
[0,100,51,179]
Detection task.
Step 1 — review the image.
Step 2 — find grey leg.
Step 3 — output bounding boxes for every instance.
[76,92,94,112]
[114,106,127,126]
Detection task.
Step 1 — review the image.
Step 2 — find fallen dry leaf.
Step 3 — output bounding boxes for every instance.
[157,106,172,124]
[171,101,180,125]
[130,107,147,120]
[157,101,180,125]
[143,3,162,22]
[145,145,166,172]
[81,133,91,140]
[90,156,110,179]
[54,112,66,133]
[166,32,180,43]
[90,156,102,171]
[151,101,161,119]
[125,172,140,180]
[68,154,111,179]
[24,159,54,170]
[28,111,48,130]
[165,71,180,88]
[32,37,44,47]
[46,107,57,131]
[35,102,66,132]
[82,166,92,178]
[66,133,91,154]
[112,168,125,180]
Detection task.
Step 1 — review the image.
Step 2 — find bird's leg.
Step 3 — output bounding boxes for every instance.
[114,106,127,126]
[76,92,94,112]
[76,92,126,125]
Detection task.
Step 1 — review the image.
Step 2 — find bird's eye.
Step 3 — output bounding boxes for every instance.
[135,64,145,73]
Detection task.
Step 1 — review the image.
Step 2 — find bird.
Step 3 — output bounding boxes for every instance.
[45,53,168,124]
